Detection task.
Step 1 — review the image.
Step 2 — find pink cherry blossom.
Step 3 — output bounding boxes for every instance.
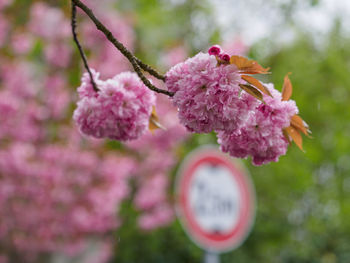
[77,70,102,99]
[44,42,72,68]
[43,74,71,119]
[74,71,156,141]
[11,32,34,55]
[138,204,174,231]
[218,84,298,165]
[219,53,230,62]
[0,91,44,142]
[208,44,222,56]
[0,0,12,10]
[29,2,70,40]
[166,52,254,133]
[134,173,169,210]
[0,143,135,260]
[0,61,38,98]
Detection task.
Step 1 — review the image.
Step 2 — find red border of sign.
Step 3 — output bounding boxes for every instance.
[175,146,255,252]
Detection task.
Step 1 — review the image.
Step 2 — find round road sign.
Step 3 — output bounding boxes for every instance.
[175,146,255,252]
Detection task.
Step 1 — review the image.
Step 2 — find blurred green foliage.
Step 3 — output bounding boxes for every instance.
[113,1,350,263]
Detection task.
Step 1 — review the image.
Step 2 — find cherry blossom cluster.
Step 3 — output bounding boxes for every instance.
[73,71,156,141]
[217,84,298,165]
[0,143,134,260]
[166,45,309,165]
[29,2,72,67]
[70,0,309,166]
[165,51,253,133]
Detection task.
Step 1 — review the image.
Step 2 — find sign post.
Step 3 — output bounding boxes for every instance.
[175,146,256,261]
[204,251,220,263]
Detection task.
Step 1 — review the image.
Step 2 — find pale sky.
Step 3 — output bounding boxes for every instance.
[210,0,350,47]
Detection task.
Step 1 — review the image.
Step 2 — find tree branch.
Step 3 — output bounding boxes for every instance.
[71,1,99,92]
[135,58,166,82]
[71,0,173,97]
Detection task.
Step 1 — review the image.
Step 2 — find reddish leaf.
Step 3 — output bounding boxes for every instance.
[241,75,272,96]
[282,73,293,101]
[290,114,310,136]
[230,56,270,74]
[239,84,264,101]
[284,126,304,151]
[149,106,165,133]
[283,129,291,144]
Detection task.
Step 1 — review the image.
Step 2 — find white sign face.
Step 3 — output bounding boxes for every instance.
[189,163,241,234]
[176,147,255,252]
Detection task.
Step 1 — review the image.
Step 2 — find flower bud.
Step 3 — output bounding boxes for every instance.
[219,53,230,62]
[208,45,222,56]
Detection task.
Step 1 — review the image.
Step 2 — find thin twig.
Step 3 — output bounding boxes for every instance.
[71,1,99,92]
[135,58,166,82]
[71,0,173,97]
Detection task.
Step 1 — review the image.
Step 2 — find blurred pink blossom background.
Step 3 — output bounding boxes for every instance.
[0,1,247,262]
